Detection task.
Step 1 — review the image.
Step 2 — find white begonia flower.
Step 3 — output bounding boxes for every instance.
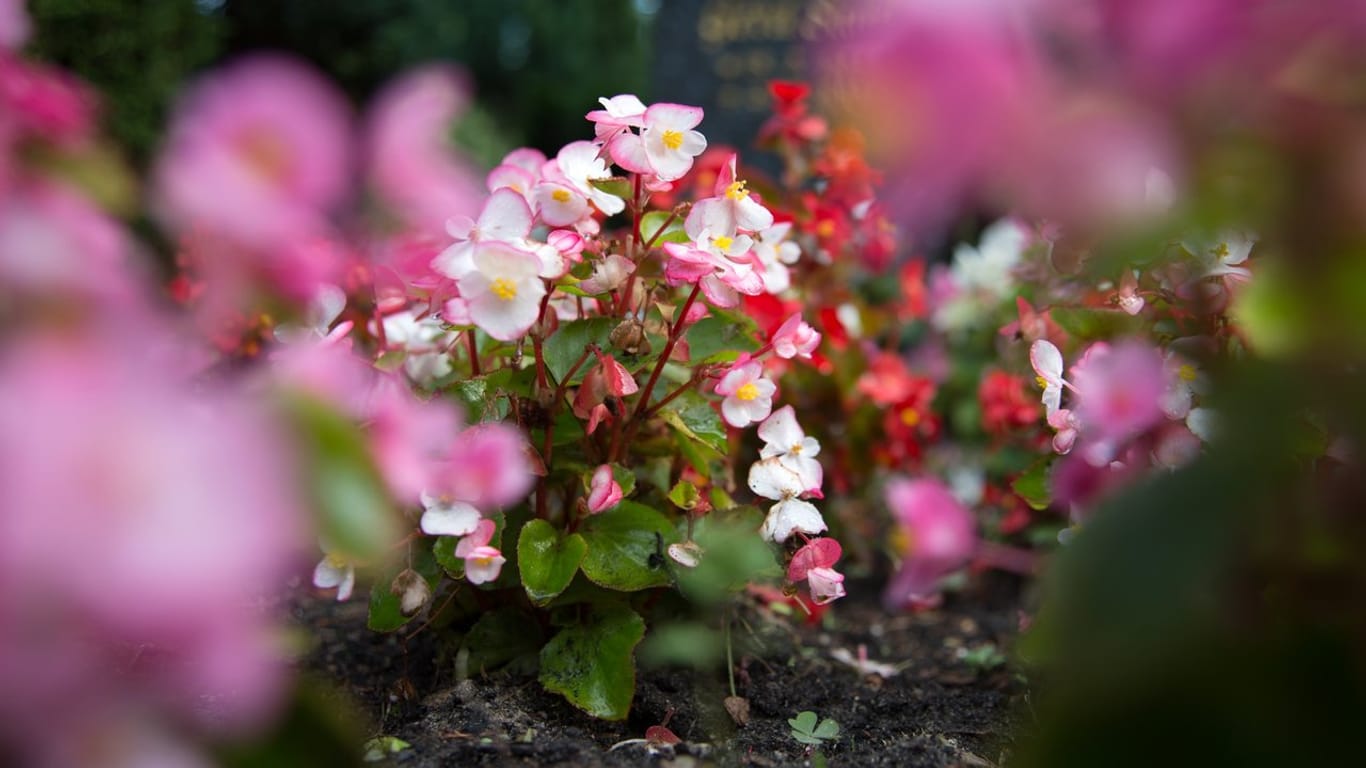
[557,140,625,216]
[1186,407,1218,443]
[418,490,482,537]
[1185,231,1255,280]
[757,406,822,493]
[312,543,356,602]
[379,308,457,384]
[433,187,534,279]
[456,242,546,341]
[949,218,1027,298]
[1029,339,1068,417]
[748,458,828,543]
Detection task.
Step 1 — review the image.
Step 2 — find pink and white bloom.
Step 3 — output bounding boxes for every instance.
[758,406,822,494]
[1186,231,1255,281]
[556,140,625,216]
[807,567,847,605]
[610,103,707,181]
[749,458,827,543]
[771,313,821,359]
[686,154,773,237]
[433,187,534,279]
[1117,271,1145,315]
[1029,339,1071,416]
[752,221,801,293]
[455,520,505,584]
[435,423,535,510]
[882,478,976,610]
[453,242,546,341]
[586,464,624,514]
[587,93,646,142]
[376,308,457,384]
[419,491,482,537]
[1071,340,1168,445]
[715,359,776,428]
[663,240,764,308]
[580,253,635,294]
[532,180,591,227]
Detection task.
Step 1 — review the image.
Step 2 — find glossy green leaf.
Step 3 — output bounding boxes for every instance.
[579,501,674,591]
[539,604,645,720]
[588,177,631,199]
[668,479,700,510]
[658,390,728,455]
[518,519,588,604]
[460,607,545,675]
[686,314,760,364]
[544,317,617,384]
[640,210,689,246]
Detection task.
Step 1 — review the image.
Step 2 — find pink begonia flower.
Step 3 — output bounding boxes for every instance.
[579,252,635,294]
[594,349,639,397]
[556,140,625,215]
[1153,424,1202,469]
[455,520,504,584]
[0,53,98,146]
[771,313,821,359]
[1160,352,1206,420]
[587,464,624,514]
[364,65,482,236]
[364,375,465,506]
[433,187,534,279]
[532,179,591,227]
[1047,408,1080,454]
[312,542,356,601]
[1071,340,1168,445]
[453,241,546,341]
[0,338,306,750]
[748,458,827,543]
[0,180,135,304]
[662,240,764,308]
[1029,339,1071,416]
[807,567,847,605]
[587,93,647,142]
[0,0,30,50]
[882,478,976,611]
[153,55,352,254]
[375,307,457,384]
[787,537,842,583]
[715,359,776,428]
[547,228,585,260]
[273,283,353,347]
[685,154,774,238]
[419,491,482,537]
[435,423,535,510]
[758,406,822,494]
[610,102,708,181]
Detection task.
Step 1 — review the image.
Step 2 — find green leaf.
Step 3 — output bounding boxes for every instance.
[686,314,760,364]
[658,390,728,455]
[1012,457,1054,511]
[362,736,411,762]
[367,547,441,633]
[789,711,818,734]
[539,603,646,720]
[641,210,689,246]
[1050,307,1143,341]
[543,317,617,384]
[283,394,399,560]
[460,607,546,674]
[813,719,840,739]
[374,349,407,373]
[668,479,700,510]
[450,369,515,422]
[518,519,588,604]
[579,501,674,591]
[589,176,631,199]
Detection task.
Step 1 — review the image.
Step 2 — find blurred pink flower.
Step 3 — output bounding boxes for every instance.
[0,337,306,758]
[365,64,483,236]
[0,52,98,147]
[0,0,29,50]
[434,422,535,511]
[153,55,352,269]
[1072,340,1168,447]
[882,478,977,610]
[0,179,136,303]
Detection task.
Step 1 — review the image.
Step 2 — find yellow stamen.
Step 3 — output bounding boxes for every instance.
[1178,364,1197,382]
[473,556,494,568]
[901,408,920,427]
[713,235,734,251]
[1036,375,1049,390]
[790,443,803,455]
[551,188,571,203]
[324,553,349,569]
[815,219,836,238]
[1211,243,1230,258]
[491,277,518,301]
[736,382,760,401]
[725,180,749,200]
[661,129,684,150]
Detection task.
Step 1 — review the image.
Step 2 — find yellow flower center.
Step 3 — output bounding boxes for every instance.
[901,407,921,427]
[736,382,760,401]
[661,129,684,150]
[473,556,495,568]
[1178,364,1197,382]
[324,553,349,569]
[713,235,734,251]
[1211,243,1229,258]
[1036,375,1049,390]
[725,180,749,201]
[491,277,518,301]
[551,188,571,203]
[816,219,836,238]
[790,443,803,455]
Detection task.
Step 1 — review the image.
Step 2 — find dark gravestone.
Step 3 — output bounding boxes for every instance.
[650,0,816,172]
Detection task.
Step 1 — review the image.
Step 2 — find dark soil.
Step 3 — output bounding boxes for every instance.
[295,574,1028,767]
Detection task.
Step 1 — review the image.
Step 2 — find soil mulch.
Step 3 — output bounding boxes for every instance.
[294,573,1028,767]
